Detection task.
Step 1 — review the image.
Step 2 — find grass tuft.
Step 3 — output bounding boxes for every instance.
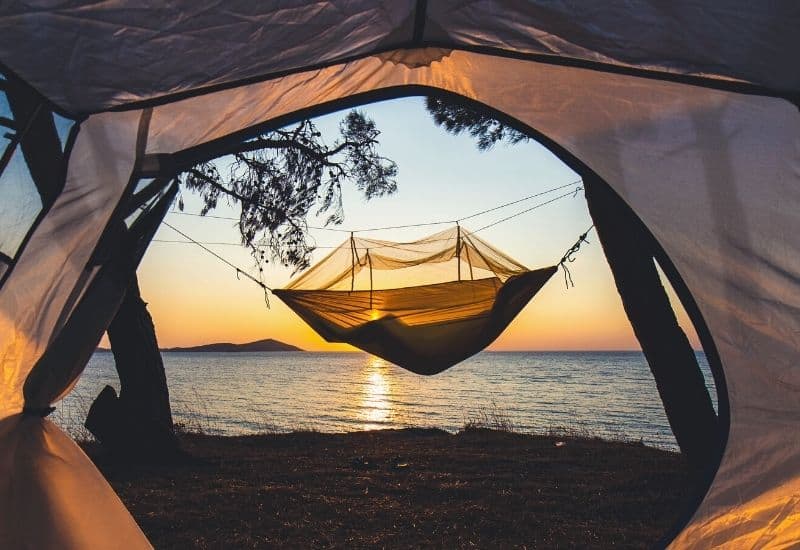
[461,402,516,433]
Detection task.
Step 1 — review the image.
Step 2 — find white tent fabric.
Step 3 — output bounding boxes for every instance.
[0,110,151,547]
[0,415,149,548]
[0,2,797,114]
[0,3,798,548]
[0,111,143,417]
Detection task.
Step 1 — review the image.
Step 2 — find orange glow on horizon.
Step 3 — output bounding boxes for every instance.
[101,254,699,353]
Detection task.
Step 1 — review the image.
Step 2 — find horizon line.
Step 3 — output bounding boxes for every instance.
[96,347,705,353]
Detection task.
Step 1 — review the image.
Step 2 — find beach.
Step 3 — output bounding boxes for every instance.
[83,428,698,549]
[63,350,710,547]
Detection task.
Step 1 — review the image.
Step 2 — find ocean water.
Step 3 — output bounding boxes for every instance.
[53,351,717,451]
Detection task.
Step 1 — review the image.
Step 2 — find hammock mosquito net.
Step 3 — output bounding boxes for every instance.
[273,226,557,374]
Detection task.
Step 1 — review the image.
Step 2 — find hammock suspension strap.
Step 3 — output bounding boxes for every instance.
[162,221,272,306]
[559,225,594,288]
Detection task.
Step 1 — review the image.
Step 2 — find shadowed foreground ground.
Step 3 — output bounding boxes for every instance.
[83,429,698,549]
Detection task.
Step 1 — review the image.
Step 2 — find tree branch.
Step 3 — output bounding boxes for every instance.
[180,109,395,271]
[186,167,304,235]
[214,137,358,165]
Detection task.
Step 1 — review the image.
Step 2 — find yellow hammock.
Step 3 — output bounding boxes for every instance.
[272,226,557,375]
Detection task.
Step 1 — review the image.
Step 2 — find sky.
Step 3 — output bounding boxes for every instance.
[117,96,700,351]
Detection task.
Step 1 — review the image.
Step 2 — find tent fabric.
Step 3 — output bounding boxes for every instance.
[273,227,556,374]
[0,110,144,418]
[0,414,151,549]
[0,2,797,115]
[0,110,153,548]
[0,4,798,548]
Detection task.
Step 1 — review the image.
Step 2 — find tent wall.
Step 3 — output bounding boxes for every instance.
[0,111,143,417]
[0,110,152,548]
[141,49,800,547]
[424,1,800,93]
[0,415,149,548]
[0,30,797,548]
[0,2,797,115]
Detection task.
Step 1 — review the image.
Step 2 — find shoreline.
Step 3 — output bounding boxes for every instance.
[83,428,697,548]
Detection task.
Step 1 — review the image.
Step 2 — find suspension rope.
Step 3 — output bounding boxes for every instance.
[156,185,584,249]
[456,222,461,281]
[458,180,582,223]
[161,221,272,307]
[152,239,345,249]
[472,189,583,233]
[366,249,374,308]
[156,191,593,298]
[558,225,595,289]
[168,179,583,233]
[350,232,356,292]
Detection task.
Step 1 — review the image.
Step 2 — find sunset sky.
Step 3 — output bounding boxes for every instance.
[115,96,699,351]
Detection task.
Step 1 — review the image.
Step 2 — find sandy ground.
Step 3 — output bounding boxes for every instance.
[83,428,699,549]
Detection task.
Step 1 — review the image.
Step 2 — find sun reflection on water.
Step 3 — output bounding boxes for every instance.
[358,355,393,429]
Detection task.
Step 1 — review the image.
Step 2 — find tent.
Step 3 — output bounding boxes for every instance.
[0,2,798,548]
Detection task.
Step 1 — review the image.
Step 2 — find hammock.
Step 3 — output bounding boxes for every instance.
[273,226,558,374]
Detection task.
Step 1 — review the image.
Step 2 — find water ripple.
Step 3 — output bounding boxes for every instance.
[55,351,716,450]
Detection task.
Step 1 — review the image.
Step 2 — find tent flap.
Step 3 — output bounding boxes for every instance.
[0,415,151,549]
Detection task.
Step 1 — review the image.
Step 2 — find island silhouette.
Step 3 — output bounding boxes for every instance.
[98,338,303,353]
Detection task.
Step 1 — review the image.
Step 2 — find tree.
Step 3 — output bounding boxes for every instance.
[180,111,397,270]
[424,95,720,469]
[425,96,528,151]
[85,109,398,457]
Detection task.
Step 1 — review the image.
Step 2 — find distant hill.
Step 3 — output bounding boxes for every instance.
[161,338,303,353]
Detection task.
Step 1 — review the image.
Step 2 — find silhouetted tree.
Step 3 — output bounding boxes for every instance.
[424,95,720,469]
[181,111,397,271]
[425,96,528,151]
[88,110,398,457]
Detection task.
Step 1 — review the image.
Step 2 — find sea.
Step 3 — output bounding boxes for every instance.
[52,351,717,451]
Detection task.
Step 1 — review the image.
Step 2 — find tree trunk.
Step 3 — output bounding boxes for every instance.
[85,273,179,458]
[583,175,720,469]
[5,78,64,207]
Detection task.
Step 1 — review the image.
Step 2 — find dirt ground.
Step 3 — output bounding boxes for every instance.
[83,428,700,549]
